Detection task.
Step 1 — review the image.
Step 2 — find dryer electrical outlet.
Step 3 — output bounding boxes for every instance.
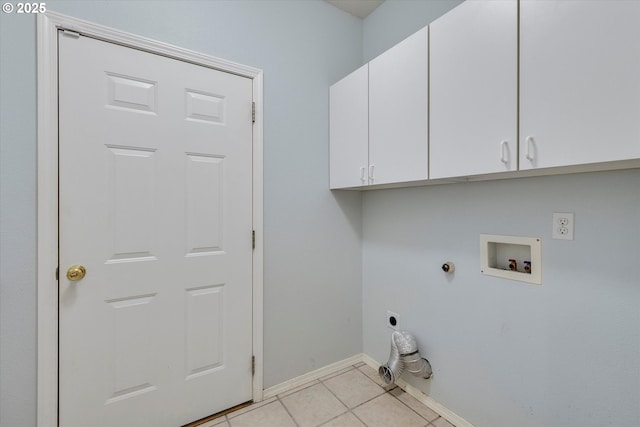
[387,311,399,330]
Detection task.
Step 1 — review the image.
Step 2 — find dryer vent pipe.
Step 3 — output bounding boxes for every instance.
[379,330,432,385]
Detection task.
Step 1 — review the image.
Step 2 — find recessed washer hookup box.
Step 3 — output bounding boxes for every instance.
[480,234,541,285]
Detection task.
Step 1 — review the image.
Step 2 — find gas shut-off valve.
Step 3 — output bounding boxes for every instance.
[441,262,455,273]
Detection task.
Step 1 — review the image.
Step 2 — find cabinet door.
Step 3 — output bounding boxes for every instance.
[520,0,640,170]
[369,27,428,185]
[430,0,517,179]
[330,64,369,189]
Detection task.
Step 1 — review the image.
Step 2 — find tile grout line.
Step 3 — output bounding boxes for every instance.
[225,361,451,427]
[355,364,435,426]
[318,363,434,427]
[390,388,443,425]
[313,367,355,426]
[275,379,321,400]
[275,394,301,427]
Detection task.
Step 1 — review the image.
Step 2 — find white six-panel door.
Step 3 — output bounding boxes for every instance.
[58,31,254,427]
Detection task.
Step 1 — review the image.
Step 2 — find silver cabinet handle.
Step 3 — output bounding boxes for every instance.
[500,140,509,164]
[526,136,535,161]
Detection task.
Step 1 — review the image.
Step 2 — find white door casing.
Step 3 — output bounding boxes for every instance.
[36,12,264,427]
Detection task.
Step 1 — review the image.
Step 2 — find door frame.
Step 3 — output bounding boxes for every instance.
[36,11,264,426]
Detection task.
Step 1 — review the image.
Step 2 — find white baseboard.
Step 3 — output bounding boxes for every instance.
[262,354,364,399]
[264,353,474,427]
[361,354,475,427]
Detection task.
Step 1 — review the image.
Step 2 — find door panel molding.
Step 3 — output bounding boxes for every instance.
[36,11,264,426]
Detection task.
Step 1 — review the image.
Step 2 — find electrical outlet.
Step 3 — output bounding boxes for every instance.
[387,311,399,330]
[552,212,574,240]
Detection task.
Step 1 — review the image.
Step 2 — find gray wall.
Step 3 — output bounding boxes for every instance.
[0,10,38,427]
[3,1,639,427]
[361,1,640,426]
[0,2,363,426]
[363,0,463,62]
[362,171,640,427]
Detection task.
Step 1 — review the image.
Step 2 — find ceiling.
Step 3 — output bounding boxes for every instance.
[325,0,385,19]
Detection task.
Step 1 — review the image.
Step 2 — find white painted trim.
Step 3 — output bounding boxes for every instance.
[260,352,477,427]
[397,381,476,427]
[251,70,265,402]
[361,352,381,370]
[41,11,261,78]
[262,354,364,399]
[36,11,264,427]
[36,13,60,427]
[361,355,476,427]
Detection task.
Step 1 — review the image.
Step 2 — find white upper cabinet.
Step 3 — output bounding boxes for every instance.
[369,27,429,185]
[520,0,640,170]
[330,0,640,190]
[430,0,517,179]
[330,64,369,189]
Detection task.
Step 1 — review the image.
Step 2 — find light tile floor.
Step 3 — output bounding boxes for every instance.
[198,363,456,427]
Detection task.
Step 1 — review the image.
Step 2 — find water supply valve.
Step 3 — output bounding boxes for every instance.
[441,262,455,273]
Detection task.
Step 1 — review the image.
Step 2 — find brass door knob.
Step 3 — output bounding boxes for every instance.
[66,265,86,281]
